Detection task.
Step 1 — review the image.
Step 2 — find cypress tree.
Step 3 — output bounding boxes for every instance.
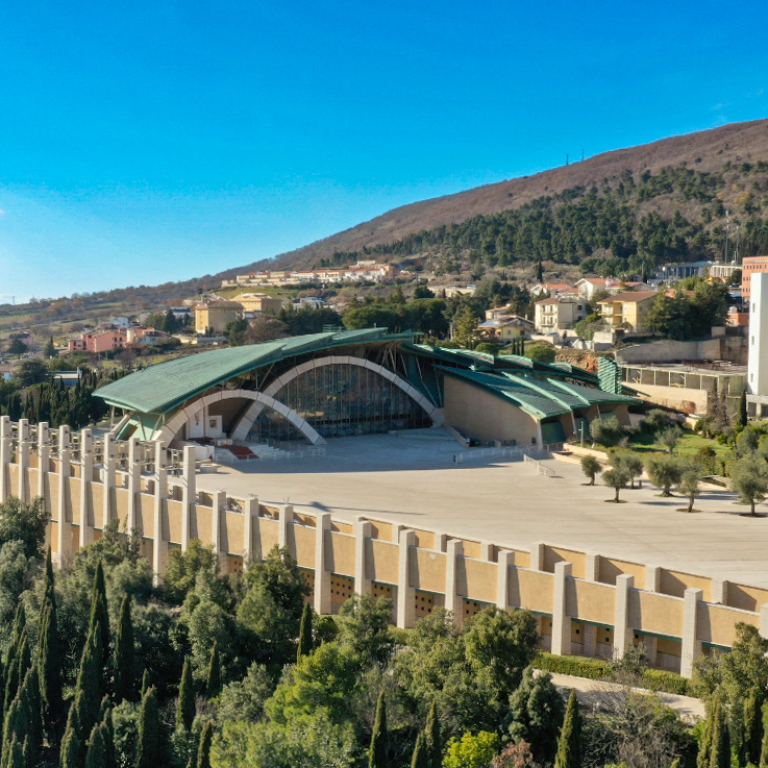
[39,548,64,733]
[72,629,104,748]
[136,687,160,768]
[205,643,221,699]
[19,666,42,766]
[140,669,150,698]
[424,700,441,768]
[709,700,730,768]
[411,731,429,768]
[554,690,581,768]
[760,700,768,767]
[738,389,748,429]
[4,632,30,720]
[744,692,763,767]
[698,697,718,768]
[196,721,213,768]
[1,696,26,767]
[113,594,135,703]
[369,691,388,768]
[59,724,82,768]
[3,606,25,717]
[5,737,24,768]
[85,721,107,768]
[89,560,110,665]
[177,657,196,732]
[95,703,115,768]
[297,603,313,663]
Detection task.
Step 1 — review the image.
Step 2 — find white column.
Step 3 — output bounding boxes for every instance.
[127,437,141,533]
[396,529,416,629]
[314,513,332,615]
[532,541,546,571]
[244,496,258,563]
[180,445,196,552]
[37,423,49,501]
[645,565,661,593]
[711,579,729,605]
[152,441,168,583]
[433,531,448,553]
[56,427,72,565]
[759,604,768,640]
[480,541,495,562]
[614,574,635,659]
[278,504,294,554]
[584,551,600,581]
[551,561,572,656]
[680,588,703,679]
[496,550,513,610]
[102,434,116,528]
[354,517,372,596]
[445,539,464,630]
[79,429,94,548]
[211,490,227,570]
[17,419,30,503]
[0,416,11,503]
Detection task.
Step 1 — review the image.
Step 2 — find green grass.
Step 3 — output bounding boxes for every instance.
[628,430,729,458]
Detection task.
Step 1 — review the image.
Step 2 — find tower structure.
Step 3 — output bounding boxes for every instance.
[748,272,768,396]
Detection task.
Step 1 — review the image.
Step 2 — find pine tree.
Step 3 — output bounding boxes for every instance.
[205,643,221,699]
[554,690,581,768]
[297,603,313,663]
[39,548,63,733]
[196,721,213,768]
[369,691,388,768]
[136,687,160,768]
[113,594,135,703]
[90,560,110,665]
[411,731,429,768]
[177,657,196,732]
[424,700,441,768]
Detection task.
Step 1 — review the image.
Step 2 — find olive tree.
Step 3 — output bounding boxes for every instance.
[645,455,683,497]
[679,465,704,513]
[580,455,602,486]
[658,425,682,455]
[603,467,631,503]
[731,456,768,516]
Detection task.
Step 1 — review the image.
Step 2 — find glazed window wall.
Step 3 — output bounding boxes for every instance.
[251,363,431,441]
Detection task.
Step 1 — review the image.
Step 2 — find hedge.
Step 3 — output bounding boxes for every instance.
[531,652,691,697]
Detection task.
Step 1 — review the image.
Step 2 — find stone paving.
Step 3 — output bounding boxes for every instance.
[195,430,768,588]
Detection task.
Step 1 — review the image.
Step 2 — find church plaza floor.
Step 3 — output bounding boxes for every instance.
[193,430,768,588]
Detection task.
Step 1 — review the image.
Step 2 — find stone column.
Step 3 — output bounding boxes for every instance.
[711,579,729,605]
[56,426,72,565]
[79,429,94,548]
[180,445,196,552]
[759,604,768,640]
[0,416,11,503]
[244,496,258,563]
[127,437,141,533]
[152,441,168,584]
[396,529,416,629]
[102,434,116,529]
[314,513,332,615]
[433,531,448,553]
[17,419,30,503]
[37,423,49,501]
[532,541,546,571]
[445,539,464,630]
[614,574,635,659]
[480,541,496,562]
[645,565,661,593]
[584,551,600,581]
[354,517,372,596]
[551,561,572,657]
[680,588,703,679]
[496,550,513,610]
[278,504,294,554]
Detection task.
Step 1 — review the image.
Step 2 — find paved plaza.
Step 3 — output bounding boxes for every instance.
[194,430,768,587]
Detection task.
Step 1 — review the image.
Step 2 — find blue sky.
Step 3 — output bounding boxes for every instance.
[1,0,767,302]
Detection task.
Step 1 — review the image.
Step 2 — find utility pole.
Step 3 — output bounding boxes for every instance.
[735,223,741,264]
[724,209,730,263]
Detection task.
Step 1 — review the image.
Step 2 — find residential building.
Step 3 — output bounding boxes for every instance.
[530,283,576,298]
[655,260,713,282]
[237,293,285,315]
[477,318,530,343]
[170,306,191,320]
[194,301,243,334]
[709,263,740,283]
[597,291,658,333]
[741,256,768,302]
[106,316,130,328]
[293,297,327,310]
[534,297,587,333]
[224,262,395,289]
[69,326,128,353]
[126,327,170,345]
[0,363,13,381]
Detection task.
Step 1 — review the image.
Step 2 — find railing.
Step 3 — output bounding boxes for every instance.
[523,453,556,477]
[452,445,551,465]
[213,445,327,464]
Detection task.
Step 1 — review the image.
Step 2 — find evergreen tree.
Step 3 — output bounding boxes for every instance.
[369,691,388,768]
[205,643,221,698]
[96,704,115,768]
[760,700,768,768]
[18,666,42,766]
[59,725,82,768]
[140,669,150,698]
[3,606,25,717]
[738,389,749,430]
[297,603,313,663]
[1,695,26,766]
[72,629,104,749]
[4,632,30,720]
[90,560,110,665]
[196,721,213,768]
[743,692,763,767]
[176,657,196,732]
[113,594,135,703]
[411,731,429,768]
[536,261,544,282]
[424,700,441,768]
[44,337,57,358]
[136,687,160,768]
[38,548,63,734]
[709,699,730,768]
[5,737,25,768]
[554,690,581,768]
[85,721,107,768]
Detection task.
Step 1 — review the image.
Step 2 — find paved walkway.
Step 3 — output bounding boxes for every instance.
[194,430,768,587]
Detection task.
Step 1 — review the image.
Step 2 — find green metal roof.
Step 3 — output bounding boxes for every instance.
[95,328,410,415]
[438,367,571,420]
[545,378,640,407]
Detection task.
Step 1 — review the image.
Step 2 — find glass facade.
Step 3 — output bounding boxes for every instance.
[248,363,431,442]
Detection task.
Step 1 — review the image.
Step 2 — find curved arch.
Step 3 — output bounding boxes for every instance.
[231,355,443,441]
[156,389,326,446]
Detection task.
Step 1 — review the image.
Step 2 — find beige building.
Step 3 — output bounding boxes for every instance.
[237,293,285,315]
[534,297,587,333]
[194,301,243,334]
[597,291,658,332]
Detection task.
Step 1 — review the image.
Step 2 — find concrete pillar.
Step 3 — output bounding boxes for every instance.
[79,429,94,548]
[433,531,448,552]
[445,539,464,630]
[481,541,495,562]
[37,423,49,501]
[314,513,332,615]
[56,427,72,565]
[354,517,373,596]
[17,419,30,503]
[614,574,635,659]
[645,565,661,593]
[643,635,659,666]
[551,561,572,656]
[127,437,141,533]
[180,446,196,552]
[396,529,416,629]
[532,542,546,571]
[152,441,168,584]
[244,496,258,563]
[711,579,729,605]
[583,624,597,658]
[584,551,600,581]
[0,416,10,503]
[278,504,294,553]
[680,588,703,679]
[496,550,513,610]
[212,490,227,569]
[102,434,116,529]
[759,604,768,640]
